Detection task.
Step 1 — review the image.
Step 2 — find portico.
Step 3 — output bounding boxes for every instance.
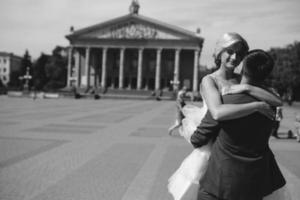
[66,1,204,92]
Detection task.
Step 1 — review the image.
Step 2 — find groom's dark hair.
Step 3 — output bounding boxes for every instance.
[242,49,274,83]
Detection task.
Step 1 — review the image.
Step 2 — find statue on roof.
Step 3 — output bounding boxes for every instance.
[129,0,140,14]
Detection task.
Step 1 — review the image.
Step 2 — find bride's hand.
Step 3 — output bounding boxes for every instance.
[256,102,275,120]
[222,84,250,95]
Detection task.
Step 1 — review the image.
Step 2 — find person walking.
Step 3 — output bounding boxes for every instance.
[168,86,187,136]
[271,106,283,138]
[294,113,300,142]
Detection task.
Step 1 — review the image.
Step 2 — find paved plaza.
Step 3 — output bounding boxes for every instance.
[0,96,299,200]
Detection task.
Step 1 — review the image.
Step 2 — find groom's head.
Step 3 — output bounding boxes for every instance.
[241,49,274,84]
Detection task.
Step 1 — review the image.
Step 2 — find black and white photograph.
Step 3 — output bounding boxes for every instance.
[0,0,300,199]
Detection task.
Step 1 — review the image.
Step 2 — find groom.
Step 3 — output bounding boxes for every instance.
[191,50,286,200]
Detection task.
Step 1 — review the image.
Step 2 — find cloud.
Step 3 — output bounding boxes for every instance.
[0,0,299,66]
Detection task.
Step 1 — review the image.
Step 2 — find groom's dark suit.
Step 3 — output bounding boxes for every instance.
[190,93,286,200]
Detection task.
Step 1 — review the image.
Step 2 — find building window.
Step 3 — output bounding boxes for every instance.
[3,76,6,81]
[3,68,6,73]
[3,59,6,64]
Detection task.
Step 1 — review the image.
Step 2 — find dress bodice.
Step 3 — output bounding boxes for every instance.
[207,73,240,94]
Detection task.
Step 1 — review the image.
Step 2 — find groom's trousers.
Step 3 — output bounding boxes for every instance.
[197,188,263,200]
[197,188,223,200]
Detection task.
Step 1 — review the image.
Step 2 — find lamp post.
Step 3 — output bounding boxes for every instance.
[19,67,32,92]
[170,79,180,99]
[170,79,180,91]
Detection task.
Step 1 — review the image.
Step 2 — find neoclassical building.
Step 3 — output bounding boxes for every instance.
[0,52,22,86]
[65,1,204,92]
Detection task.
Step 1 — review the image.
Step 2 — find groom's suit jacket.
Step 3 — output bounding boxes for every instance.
[190,93,286,200]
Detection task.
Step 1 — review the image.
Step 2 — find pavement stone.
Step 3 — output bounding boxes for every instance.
[0,96,299,200]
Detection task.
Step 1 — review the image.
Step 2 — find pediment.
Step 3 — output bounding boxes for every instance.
[83,21,185,40]
[68,14,202,41]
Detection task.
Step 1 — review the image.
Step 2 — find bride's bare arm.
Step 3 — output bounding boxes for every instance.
[201,76,272,121]
[223,84,282,106]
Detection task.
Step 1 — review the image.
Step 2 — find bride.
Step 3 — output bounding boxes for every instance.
[168,33,289,200]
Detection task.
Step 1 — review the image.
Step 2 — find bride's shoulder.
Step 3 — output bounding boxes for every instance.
[201,73,217,86]
[202,73,215,82]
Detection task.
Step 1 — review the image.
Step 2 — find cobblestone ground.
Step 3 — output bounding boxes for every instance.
[0,96,299,200]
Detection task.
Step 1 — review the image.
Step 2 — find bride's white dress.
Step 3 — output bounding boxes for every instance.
[167,102,291,200]
[168,102,211,200]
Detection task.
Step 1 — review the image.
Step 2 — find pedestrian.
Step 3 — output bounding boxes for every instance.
[72,86,81,99]
[272,106,283,138]
[156,89,163,101]
[168,86,187,136]
[295,113,300,142]
[286,87,293,106]
[32,86,37,100]
[94,87,100,99]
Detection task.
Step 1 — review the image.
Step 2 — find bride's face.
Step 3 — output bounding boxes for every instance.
[220,43,246,70]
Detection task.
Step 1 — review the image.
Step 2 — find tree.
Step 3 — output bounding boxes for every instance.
[8,50,33,89]
[8,70,21,88]
[21,50,32,74]
[267,41,300,100]
[0,79,7,94]
[21,50,33,89]
[43,46,68,91]
[32,53,50,90]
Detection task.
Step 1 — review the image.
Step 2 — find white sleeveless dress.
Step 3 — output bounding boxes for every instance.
[167,103,291,200]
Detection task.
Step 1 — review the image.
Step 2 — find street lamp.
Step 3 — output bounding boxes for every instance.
[19,67,32,91]
[170,79,180,91]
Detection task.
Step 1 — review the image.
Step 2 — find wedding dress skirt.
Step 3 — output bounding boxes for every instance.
[264,186,292,200]
[168,103,291,200]
[168,104,211,200]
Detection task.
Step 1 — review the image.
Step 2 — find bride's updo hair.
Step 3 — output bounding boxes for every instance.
[213,32,249,68]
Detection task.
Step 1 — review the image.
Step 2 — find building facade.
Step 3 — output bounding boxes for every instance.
[65,2,204,92]
[0,52,22,85]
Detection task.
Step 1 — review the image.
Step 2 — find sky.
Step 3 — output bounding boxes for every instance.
[0,0,300,67]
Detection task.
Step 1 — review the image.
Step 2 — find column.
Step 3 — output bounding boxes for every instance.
[193,49,200,92]
[137,48,143,90]
[155,48,162,90]
[75,49,81,87]
[94,52,100,88]
[84,47,90,87]
[101,48,108,88]
[119,48,125,89]
[67,46,73,87]
[89,53,94,88]
[173,49,181,91]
